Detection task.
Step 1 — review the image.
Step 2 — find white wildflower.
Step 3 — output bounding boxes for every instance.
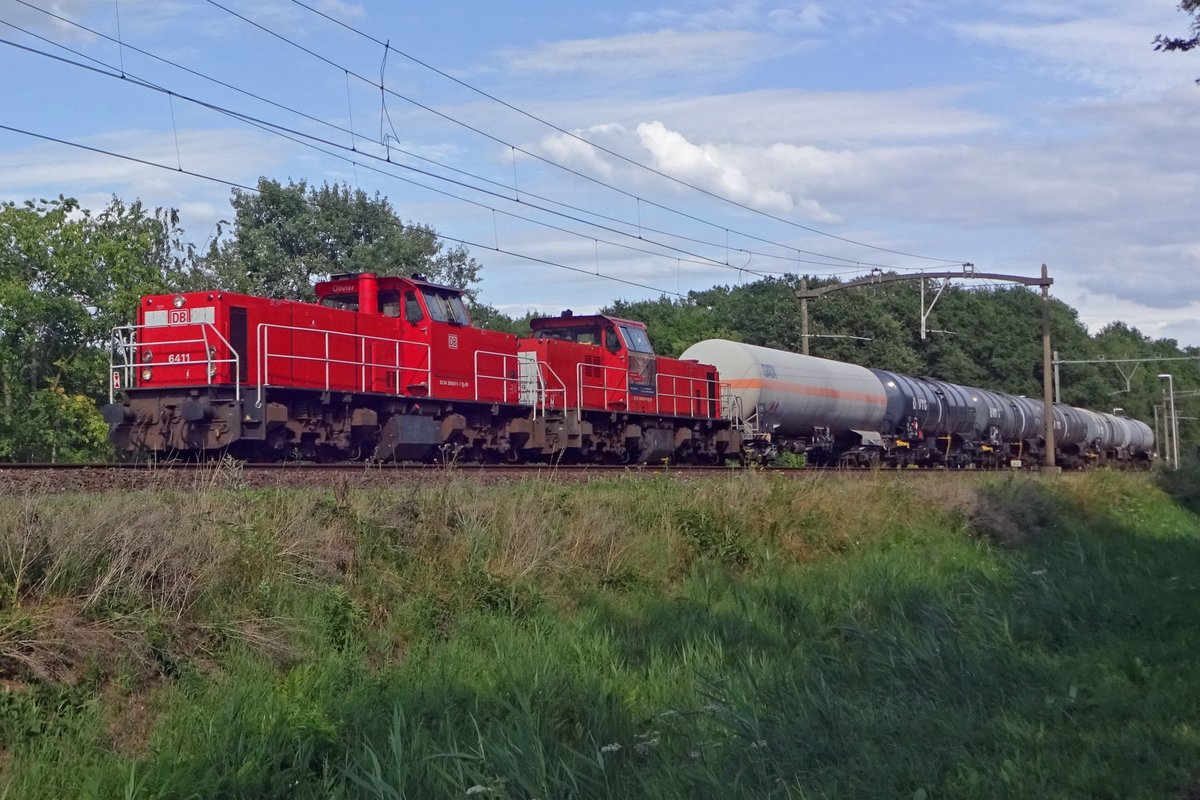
[634,737,660,755]
[600,742,622,753]
[749,739,767,749]
[465,786,491,796]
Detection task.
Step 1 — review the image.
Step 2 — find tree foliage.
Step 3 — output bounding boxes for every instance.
[1156,0,1200,85]
[604,273,1199,460]
[202,178,481,301]
[1,181,1195,463]
[1155,0,1200,52]
[0,196,185,461]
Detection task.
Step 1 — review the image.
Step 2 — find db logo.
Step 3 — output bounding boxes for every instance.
[448,334,459,350]
[168,309,190,325]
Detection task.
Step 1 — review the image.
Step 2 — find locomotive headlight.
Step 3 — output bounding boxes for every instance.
[141,349,153,363]
[141,367,153,381]
[172,295,186,308]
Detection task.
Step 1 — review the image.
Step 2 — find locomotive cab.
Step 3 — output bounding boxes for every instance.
[315,272,471,327]
[522,314,722,420]
[313,272,517,402]
[523,314,659,411]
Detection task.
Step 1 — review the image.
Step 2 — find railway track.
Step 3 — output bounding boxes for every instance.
[0,460,1002,494]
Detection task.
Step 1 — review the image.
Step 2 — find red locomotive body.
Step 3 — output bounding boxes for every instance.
[104,273,741,463]
[520,314,724,417]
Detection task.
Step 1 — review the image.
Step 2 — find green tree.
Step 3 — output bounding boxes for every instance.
[0,196,184,461]
[205,178,481,301]
[602,295,733,357]
[10,381,112,462]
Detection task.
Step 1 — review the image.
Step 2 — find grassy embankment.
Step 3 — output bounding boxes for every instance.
[2,467,1200,799]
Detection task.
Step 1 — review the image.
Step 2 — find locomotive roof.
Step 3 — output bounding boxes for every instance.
[319,272,464,294]
[529,313,647,330]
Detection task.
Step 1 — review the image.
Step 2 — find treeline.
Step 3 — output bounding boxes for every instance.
[602,278,1199,459]
[1,178,1194,461]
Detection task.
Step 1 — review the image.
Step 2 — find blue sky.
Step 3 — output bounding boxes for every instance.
[1,0,1198,351]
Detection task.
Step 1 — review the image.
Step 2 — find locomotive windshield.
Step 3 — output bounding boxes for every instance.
[618,324,654,354]
[421,289,470,324]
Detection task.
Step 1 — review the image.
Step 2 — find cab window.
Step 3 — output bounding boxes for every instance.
[618,325,653,354]
[421,289,470,324]
[320,292,359,312]
[535,325,600,345]
[379,290,401,318]
[404,291,423,323]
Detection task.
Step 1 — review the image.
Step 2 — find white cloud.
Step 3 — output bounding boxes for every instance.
[0,127,287,242]
[766,5,827,34]
[499,29,783,78]
[954,2,1198,93]
[0,0,97,40]
[315,0,365,21]
[627,1,828,33]
[531,86,1002,146]
[634,120,828,217]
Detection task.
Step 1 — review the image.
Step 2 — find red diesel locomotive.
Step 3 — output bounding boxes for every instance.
[103,272,743,463]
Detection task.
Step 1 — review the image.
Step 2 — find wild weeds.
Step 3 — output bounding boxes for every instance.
[3,470,1200,799]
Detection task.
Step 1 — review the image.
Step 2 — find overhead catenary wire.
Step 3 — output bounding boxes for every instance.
[205,0,969,267]
[2,9,843,276]
[7,0,950,276]
[0,32,783,283]
[284,0,971,266]
[0,121,688,299]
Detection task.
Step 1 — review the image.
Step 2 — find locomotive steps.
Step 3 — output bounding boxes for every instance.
[2,469,1199,797]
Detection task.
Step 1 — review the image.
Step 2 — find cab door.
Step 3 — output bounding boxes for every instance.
[598,326,630,409]
[399,289,432,395]
[618,324,657,399]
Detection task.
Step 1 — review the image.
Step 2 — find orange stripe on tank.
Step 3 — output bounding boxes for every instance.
[725,377,887,407]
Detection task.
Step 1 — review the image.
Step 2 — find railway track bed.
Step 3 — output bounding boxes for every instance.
[0,461,1006,494]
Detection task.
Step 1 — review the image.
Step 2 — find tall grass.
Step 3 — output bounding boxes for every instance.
[1,470,1198,798]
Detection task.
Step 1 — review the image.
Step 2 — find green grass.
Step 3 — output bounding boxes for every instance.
[1,469,1199,798]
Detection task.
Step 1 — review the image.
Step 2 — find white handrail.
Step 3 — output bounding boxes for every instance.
[109,323,240,403]
[255,323,431,408]
[576,362,629,420]
[536,361,567,417]
[474,349,521,404]
[654,373,731,419]
[473,351,570,418]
